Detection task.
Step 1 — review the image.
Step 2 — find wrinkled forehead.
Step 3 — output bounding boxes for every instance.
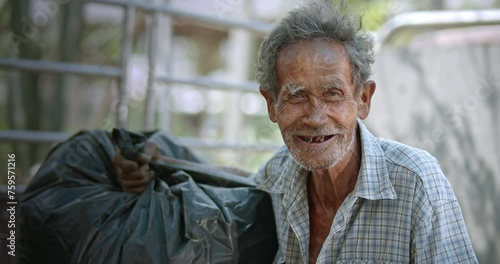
[277,39,348,66]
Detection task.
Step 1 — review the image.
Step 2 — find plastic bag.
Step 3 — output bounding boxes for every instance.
[19,129,277,263]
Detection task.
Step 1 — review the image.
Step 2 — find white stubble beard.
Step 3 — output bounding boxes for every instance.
[284,125,357,171]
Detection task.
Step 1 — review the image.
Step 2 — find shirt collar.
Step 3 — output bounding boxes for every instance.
[354,120,397,200]
[260,120,397,201]
[259,148,307,200]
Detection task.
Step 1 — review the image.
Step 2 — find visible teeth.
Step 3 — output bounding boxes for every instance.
[301,136,325,143]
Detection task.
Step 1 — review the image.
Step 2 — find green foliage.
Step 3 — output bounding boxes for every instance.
[345,0,397,31]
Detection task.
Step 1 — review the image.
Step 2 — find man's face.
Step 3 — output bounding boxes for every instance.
[261,39,374,170]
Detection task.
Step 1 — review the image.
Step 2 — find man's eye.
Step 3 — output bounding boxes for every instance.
[327,90,341,97]
[290,92,303,98]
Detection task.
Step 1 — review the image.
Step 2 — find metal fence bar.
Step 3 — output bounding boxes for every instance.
[179,138,280,152]
[157,13,174,132]
[88,0,273,34]
[0,58,260,92]
[0,130,280,151]
[376,9,500,49]
[156,75,259,93]
[0,58,121,77]
[0,131,69,143]
[144,10,160,130]
[116,5,135,127]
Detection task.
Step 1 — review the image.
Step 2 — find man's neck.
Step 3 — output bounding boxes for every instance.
[308,131,362,209]
[307,131,362,263]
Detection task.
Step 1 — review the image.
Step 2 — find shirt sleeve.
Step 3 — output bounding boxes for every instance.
[249,162,266,186]
[249,145,288,188]
[411,200,478,263]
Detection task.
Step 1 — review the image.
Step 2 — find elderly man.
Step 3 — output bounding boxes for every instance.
[252,2,479,263]
[113,1,478,263]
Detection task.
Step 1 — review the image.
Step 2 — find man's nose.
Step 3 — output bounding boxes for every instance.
[302,101,328,128]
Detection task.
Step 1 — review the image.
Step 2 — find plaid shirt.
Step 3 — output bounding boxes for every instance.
[253,121,477,263]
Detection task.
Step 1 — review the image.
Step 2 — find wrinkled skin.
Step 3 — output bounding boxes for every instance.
[261,39,374,171]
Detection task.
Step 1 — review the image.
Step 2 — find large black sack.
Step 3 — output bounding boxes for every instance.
[19,129,277,263]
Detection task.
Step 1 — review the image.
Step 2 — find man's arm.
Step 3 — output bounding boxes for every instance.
[411,200,478,263]
[112,141,252,194]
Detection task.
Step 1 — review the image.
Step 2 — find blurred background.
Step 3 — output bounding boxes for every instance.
[0,0,499,263]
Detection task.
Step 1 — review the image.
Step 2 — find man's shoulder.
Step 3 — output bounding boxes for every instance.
[378,138,439,174]
[267,145,291,165]
[376,138,456,204]
[252,145,292,190]
[360,121,441,179]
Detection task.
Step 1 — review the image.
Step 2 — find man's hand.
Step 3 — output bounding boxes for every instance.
[112,142,160,194]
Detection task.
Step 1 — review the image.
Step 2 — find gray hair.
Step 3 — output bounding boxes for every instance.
[255,1,375,98]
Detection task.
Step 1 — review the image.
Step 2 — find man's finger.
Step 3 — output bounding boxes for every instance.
[124,171,154,193]
[112,148,141,172]
[144,141,160,160]
[119,158,140,173]
[121,178,148,189]
[112,149,122,166]
[136,141,160,165]
[118,164,149,180]
[136,153,152,166]
[115,166,123,181]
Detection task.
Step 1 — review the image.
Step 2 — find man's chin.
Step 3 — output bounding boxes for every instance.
[292,156,339,171]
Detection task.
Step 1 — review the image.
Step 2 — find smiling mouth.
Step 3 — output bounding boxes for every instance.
[297,135,334,144]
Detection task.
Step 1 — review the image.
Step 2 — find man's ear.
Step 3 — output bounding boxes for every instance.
[357,80,376,119]
[260,87,277,123]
